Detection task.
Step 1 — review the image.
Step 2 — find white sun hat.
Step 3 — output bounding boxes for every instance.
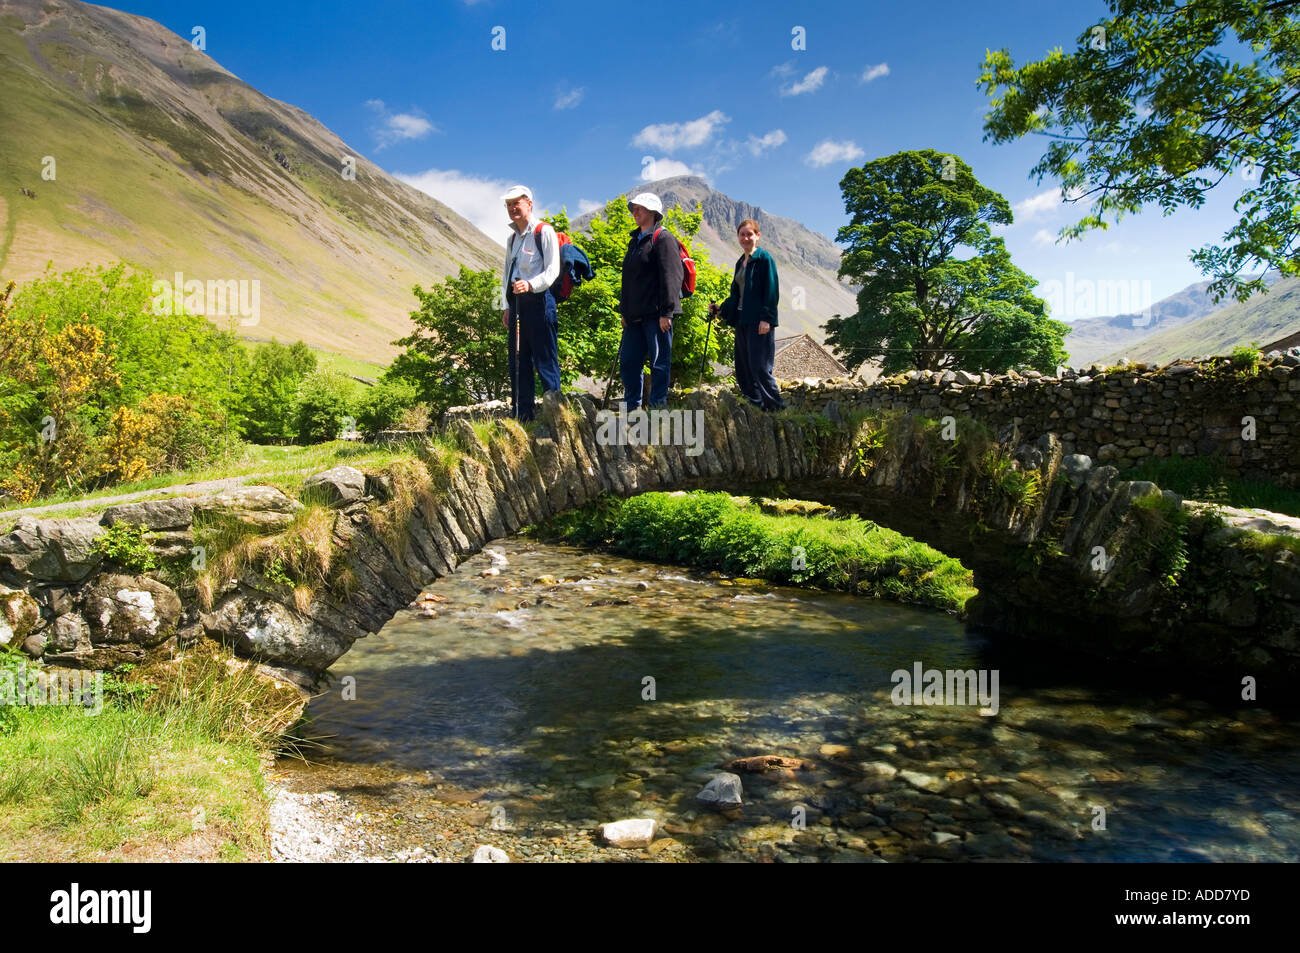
[501,185,533,201]
[627,191,664,219]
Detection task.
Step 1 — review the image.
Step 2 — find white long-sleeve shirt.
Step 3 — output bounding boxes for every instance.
[502,217,561,301]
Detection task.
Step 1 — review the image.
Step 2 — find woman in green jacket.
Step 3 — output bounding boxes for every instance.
[709,218,785,411]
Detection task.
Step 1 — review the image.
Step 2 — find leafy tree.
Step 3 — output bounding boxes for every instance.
[979,0,1300,301]
[294,368,357,443]
[826,150,1067,375]
[241,339,317,443]
[390,266,511,414]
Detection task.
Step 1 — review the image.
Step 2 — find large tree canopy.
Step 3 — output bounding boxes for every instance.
[826,150,1067,375]
[980,0,1300,301]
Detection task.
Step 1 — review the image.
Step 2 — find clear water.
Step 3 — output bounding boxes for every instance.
[278,538,1300,862]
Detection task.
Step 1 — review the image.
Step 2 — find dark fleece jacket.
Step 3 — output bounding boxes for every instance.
[619,225,684,322]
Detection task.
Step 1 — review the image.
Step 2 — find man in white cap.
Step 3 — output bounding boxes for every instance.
[500,184,561,421]
[618,192,683,410]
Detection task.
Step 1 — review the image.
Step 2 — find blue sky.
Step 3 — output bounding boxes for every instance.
[112,0,1261,320]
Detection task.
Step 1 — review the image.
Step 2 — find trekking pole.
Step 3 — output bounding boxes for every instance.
[699,305,714,383]
[603,349,618,407]
[507,306,519,419]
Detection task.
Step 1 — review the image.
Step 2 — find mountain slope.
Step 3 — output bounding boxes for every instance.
[1099,276,1300,364]
[0,0,500,365]
[1061,271,1286,366]
[573,175,858,342]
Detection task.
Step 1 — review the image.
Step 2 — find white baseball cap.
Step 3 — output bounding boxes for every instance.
[501,185,533,202]
[627,192,663,219]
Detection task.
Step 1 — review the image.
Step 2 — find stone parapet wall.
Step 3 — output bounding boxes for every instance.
[780,355,1300,486]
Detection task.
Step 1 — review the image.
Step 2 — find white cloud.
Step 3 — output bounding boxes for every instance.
[554,87,585,110]
[1014,188,1065,221]
[1032,228,1057,247]
[640,157,704,181]
[632,110,730,151]
[782,65,829,96]
[804,139,865,168]
[769,61,796,78]
[396,168,518,245]
[577,198,602,215]
[861,62,890,83]
[365,99,436,149]
[746,129,788,156]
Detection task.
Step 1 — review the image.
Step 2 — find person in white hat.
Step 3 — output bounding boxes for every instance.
[618,192,683,409]
[500,184,561,422]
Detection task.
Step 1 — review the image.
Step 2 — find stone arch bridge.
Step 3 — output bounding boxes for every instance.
[2,383,1298,696]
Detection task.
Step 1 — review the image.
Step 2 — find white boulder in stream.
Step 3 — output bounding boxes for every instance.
[696,772,744,810]
[599,818,658,848]
[471,845,510,863]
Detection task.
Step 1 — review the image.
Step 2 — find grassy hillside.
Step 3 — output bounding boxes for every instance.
[0,0,500,367]
[1100,277,1300,364]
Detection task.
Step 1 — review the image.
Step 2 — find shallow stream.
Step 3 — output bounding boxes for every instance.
[275,538,1300,863]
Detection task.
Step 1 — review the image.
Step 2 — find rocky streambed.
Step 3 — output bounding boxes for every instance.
[270,539,1300,863]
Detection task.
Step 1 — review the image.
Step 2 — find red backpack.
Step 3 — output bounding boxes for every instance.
[651,227,697,298]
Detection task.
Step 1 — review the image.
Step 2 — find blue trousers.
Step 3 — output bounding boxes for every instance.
[734,321,784,411]
[620,317,672,410]
[509,288,561,422]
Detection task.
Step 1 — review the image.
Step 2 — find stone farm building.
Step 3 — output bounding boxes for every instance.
[1264,327,1300,353]
[773,334,850,381]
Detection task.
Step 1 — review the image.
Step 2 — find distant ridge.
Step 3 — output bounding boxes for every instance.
[1063,272,1283,366]
[573,175,858,343]
[1099,276,1300,365]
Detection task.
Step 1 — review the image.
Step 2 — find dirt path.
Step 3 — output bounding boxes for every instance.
[1,470,309,522]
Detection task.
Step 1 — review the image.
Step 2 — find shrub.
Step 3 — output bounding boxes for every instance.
[90,522,157,574]
[294,369,358,443]
[354,377,420,434]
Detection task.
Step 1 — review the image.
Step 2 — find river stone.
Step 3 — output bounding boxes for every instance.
[301,466,366,507]
[0,515,104,582]
[101,498,195,531]
[471,845,510,863]
[193,486,302,531]
[0,586,41,648]
[696,773,744,810]
[599,818,658,848]
[84,574,182,647]
[898,770,949,793]
[725,755,806,773]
